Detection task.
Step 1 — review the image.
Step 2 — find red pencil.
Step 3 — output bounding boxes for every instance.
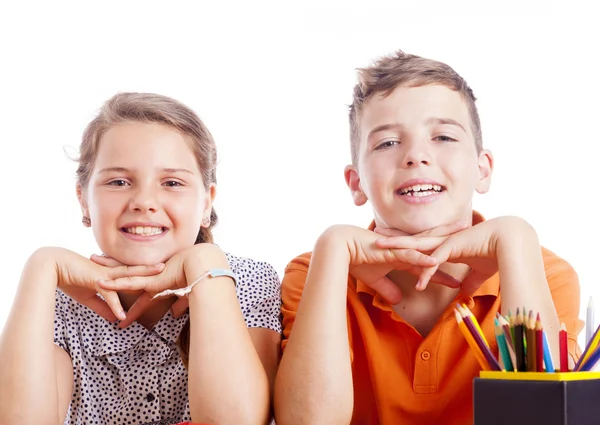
[535,313,544,372]
[559,323,569,372]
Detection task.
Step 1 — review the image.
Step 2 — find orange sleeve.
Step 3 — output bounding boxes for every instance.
[280,254,312,350]
[544,251,584,360]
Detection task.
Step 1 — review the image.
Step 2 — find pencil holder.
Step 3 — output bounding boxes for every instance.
[473,371,600,425]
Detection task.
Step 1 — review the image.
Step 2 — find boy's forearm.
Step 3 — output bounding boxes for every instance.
[275,229,353,425]
[0,250,62,424]
[497,221,561,361]
[185,254,270,425]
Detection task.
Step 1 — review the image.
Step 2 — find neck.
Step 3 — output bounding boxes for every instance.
[118,291,178,330]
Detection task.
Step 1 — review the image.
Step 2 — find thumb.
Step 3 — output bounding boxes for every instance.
[91,254,123,267]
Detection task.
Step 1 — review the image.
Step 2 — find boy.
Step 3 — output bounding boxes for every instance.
[274,50,582,425]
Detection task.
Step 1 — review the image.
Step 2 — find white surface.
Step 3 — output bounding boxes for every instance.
[0,1,597,348]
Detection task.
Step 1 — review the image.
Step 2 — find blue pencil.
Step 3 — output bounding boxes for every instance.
[580,345,600,371]
[542,331,554,372]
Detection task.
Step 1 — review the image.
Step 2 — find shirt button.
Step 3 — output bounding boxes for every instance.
[420,351,431,361]
[145,393,155,402]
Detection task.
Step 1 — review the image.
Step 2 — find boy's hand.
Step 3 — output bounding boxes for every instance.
[324,225,461,304]
[375,216,527,295]
[90,254,190,329]
[374,220,469,238]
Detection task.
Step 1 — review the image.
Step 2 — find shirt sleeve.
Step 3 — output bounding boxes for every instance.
[280,254,312,350]
[233,256,282,333]
[544,250,584,360]
[53,289,70,354]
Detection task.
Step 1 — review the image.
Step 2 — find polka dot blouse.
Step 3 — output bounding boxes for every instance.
[53,252,282,425]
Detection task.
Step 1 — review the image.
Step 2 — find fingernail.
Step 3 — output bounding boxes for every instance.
[154,263,165,268]
[117,311,126,321]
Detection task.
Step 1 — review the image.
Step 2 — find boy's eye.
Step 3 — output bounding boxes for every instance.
[108,179,129,187]
[375,140,400,150]
[434,135,457,142]
[163,180,183,187]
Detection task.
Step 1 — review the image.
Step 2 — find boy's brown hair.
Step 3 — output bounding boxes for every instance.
[348,50,483,165]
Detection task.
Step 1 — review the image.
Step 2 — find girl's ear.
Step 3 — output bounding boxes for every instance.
[344,165,368,206]
[201,183,216,227]
[76,183,91,226]
[476,149,494,194]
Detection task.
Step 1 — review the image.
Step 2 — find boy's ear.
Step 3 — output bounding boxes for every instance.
[476,149,494,194]
[76,183,90,220]
[344,165,368,206]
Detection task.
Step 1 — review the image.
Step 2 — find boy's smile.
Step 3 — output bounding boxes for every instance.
[345,84,493,234]
[78,122,215,266]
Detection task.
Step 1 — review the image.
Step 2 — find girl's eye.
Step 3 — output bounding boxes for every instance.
[375,140,400,150]
[434,135,457,142]
[108,180,129,187]
[163,180,183,187]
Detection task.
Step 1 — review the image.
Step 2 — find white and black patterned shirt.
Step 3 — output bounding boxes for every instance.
[53,252,281,425]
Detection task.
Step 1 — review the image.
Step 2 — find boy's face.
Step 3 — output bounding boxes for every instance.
[345,84,493,234]
[78,122,214,266]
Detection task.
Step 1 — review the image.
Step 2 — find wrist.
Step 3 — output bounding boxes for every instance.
[183,244,230,286]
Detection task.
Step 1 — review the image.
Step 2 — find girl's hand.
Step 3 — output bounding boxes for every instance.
[96,243,229,303]
[90,254,190,328]
[48,247,164,321]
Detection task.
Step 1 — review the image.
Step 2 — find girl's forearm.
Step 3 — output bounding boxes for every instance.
[185,257,270,425]
[0,248,64,424]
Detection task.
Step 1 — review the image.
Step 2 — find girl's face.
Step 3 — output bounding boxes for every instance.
[78,121,215,266]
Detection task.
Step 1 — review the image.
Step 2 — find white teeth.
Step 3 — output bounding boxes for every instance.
[125,226,164,236]
[399,184,443,194]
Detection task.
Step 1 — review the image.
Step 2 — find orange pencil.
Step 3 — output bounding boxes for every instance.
[461,304,489,347]
[457,306,502,371]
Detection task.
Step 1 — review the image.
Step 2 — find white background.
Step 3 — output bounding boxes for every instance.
[0,1,598,346]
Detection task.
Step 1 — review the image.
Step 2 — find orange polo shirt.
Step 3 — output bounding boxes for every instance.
[280,213,583,425]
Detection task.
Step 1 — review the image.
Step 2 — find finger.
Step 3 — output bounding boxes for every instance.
[414,221,469,238]
[118,292,154,329]
[98,275,160,293]
[90,254,122,267]
[375,235,446,253]
[368,275,402,305]
[389,248,438,267]
[374,226,408,237]
[171,298,189,318]
[416,243,456,290]
[428,269,462,288]
[105,263,165,280]
[78,297,119,322]
[93,284,126,321]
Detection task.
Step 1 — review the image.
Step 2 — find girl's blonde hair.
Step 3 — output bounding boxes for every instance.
[78,92,218,366]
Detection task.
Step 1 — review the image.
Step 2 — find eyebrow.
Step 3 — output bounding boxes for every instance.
[367,117,467,141]
[97,167,195,175]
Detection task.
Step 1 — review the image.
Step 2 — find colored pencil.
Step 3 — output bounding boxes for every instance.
[559,323,569,372]
[514,308,526,372]
[535,313,544,372]
[495,319,514,371]
[457,306,501,371]
[454,309,490,371]
[542,330,555,372]
[575,322,600,371]
[587,296,595,346]
[460,304,489,347]
[496,313,517,369]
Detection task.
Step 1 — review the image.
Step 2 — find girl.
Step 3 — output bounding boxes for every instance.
[0,93,281,425]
